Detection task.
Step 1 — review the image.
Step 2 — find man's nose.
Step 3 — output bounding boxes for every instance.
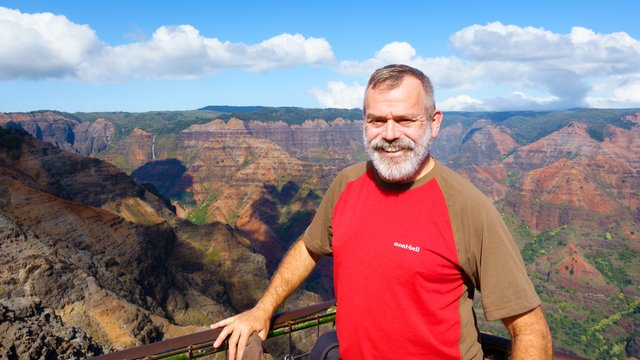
[382,120,400,140]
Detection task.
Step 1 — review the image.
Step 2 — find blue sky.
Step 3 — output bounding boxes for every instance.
[1,1,639,112]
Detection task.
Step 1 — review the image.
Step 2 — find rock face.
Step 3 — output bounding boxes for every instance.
[0,130,176,350]
[0,128,322,357]
[503,121,640,232]
[0,111,115,157]
[129,119,338,278]
[105,127,153,171]
[0,297,106,359]
[245,118,364,167]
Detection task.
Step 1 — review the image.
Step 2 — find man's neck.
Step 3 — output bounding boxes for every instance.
[405,155,436,183]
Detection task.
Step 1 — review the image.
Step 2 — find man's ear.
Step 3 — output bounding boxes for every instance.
[431,109,443,138]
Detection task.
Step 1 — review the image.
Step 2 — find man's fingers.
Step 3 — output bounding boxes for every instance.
[209,309,269,358]
[227,327,241,360]
[211,316,235,329]
[237,330,252,360]
[213,325,232,349]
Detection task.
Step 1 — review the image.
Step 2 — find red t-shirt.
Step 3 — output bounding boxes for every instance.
[304,160,539,359]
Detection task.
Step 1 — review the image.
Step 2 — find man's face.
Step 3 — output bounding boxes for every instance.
[363,76,440,183]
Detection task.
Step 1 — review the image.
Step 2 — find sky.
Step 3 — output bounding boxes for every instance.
[1,0,639,113]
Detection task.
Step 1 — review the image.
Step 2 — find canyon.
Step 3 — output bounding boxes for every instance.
[1,107,639,359]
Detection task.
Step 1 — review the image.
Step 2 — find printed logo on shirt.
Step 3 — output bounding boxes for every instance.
[393,242,421,253]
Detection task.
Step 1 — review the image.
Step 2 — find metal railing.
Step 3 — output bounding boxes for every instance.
[89,299,589,360]
[89,300,336,360]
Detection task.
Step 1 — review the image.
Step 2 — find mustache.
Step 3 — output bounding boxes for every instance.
[369,137,416,152]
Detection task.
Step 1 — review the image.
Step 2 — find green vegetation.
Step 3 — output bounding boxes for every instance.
[521,225,567,265]
[186,191,221,225]
[533,271,640,359]
[203,249,219,263]
[586,251,633,288]
[204,106,363,124]
[506,170,520,187]
[500,213,640,358]
[580,297,640,359]
[497,108,637,144]
[68,110,222,141]
[239,148,257,169]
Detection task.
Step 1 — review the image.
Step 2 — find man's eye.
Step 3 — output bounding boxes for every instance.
[398,119,414,126]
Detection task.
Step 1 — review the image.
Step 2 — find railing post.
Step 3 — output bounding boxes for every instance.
[287,322,294,359]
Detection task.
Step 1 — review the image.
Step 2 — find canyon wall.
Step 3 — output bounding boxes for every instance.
[2,109,639,358]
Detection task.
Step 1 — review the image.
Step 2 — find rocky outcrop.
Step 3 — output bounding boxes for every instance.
[502,121,640,232]
[126,120,337,275]
[70,118,115,156]
[430,123,464,163]
[0,176,174,349]
[0,112,115,157]
[0,297,106,359]
[531,243,616,295]
[246,118,364,167]
[504,122,602,171]
[0,127,175,224]
[456,120,518,167]
[444,120,518,200]
[103,128,154,172]
[0,127,318,356]
[0,112,77,152]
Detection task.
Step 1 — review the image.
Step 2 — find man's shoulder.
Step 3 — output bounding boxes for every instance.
[335,161,369,183]
[322,162,370,203]
[432,160,494,207]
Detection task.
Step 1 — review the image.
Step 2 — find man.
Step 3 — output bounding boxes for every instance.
[212,64,553,359]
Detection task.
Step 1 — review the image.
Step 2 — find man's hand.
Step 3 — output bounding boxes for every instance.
[211,305,272,360]
[210,239,321,360]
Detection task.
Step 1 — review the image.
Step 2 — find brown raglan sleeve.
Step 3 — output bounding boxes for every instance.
[303,162,368,256]
[303,187,335,256]
[437,162,540,321]
[472,199,541,321]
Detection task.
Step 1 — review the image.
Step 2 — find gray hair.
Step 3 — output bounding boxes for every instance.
[363,64,436,114]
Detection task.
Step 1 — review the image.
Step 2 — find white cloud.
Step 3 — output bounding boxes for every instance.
[374,42,416,64]
[0,7,102,79]
[451,22,640,76]
[585,74,640,108]
[449,22,569,61]
[440,92,560,111]
[480,92,560,111]
[309,81,365,109]
[0,7,334,82]
[336,22,640,110]
[337,42,420,79]
[439,95,483,111]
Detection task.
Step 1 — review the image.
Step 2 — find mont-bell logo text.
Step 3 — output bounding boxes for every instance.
[393,241,420,253]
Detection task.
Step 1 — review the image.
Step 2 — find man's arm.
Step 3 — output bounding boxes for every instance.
[502,306,553,360]
[211,238,321,360]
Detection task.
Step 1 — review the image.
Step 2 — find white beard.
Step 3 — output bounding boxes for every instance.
[364,125,434,183]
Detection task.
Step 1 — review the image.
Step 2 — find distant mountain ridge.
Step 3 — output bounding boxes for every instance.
[1,107,639,359]
[199,105,363,124]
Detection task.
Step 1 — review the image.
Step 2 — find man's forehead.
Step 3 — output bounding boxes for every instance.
[365,111,424,119]
[364,86,428,118]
